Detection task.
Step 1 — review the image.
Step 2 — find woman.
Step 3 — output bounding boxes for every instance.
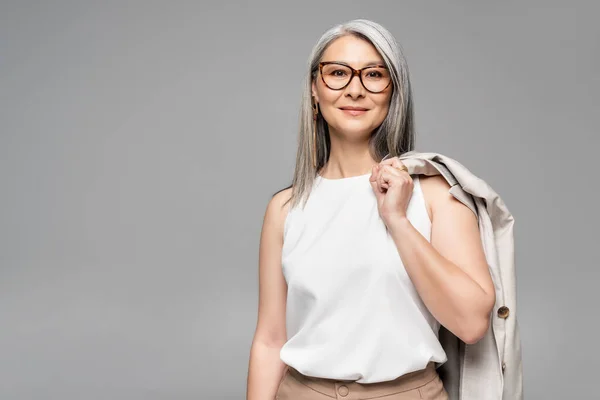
[247,19,496,400]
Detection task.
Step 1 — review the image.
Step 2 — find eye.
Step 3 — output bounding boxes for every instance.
[330,69,348,77]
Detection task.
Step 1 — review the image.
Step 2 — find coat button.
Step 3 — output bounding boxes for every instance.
[497,306,510,319]
[338,385,349,396]
[502,362,506,373]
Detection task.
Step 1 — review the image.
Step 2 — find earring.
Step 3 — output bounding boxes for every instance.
[311,96,319,169]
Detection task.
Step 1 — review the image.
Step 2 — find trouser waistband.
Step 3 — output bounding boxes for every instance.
[286,362,438,399]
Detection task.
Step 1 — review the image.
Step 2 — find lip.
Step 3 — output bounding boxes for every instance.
[339,106,369,111]
[340,107,369,116]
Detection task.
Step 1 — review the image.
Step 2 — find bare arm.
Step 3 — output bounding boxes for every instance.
[386,175,495,344]
[246,188,291,400]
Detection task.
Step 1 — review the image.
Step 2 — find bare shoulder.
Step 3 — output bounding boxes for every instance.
[418,173,477,223]
[417,174,452,221]
[265,187,294,239]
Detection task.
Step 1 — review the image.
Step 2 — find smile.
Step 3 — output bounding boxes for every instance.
[340,108,368,116]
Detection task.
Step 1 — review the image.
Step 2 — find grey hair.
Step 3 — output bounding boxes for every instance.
[277,19,416,210]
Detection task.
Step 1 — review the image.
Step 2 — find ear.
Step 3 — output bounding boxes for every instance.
[311,80,319,102]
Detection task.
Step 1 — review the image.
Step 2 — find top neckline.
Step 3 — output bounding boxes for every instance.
[316,172,372,182]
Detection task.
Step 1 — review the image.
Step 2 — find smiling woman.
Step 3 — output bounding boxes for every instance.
[246,19,505,400]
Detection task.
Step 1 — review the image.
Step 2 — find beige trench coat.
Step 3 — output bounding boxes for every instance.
[382,151,524,400]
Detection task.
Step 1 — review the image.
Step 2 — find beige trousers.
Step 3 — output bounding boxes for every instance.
[275,362,449,400]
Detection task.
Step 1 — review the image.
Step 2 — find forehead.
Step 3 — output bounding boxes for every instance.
[321,35,383,67]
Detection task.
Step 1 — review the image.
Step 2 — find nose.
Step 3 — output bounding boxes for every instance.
[345,73,366,98]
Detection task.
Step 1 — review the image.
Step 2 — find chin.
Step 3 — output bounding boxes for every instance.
[332,123,374,137]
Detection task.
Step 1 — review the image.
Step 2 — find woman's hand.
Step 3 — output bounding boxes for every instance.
[369,157,413,228]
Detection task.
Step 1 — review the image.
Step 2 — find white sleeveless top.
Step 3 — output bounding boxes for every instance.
[279,172,448,384]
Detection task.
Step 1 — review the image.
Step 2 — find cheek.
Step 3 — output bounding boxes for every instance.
[372,104,390,124]
[318,94,343,117]
[319,90,342,106]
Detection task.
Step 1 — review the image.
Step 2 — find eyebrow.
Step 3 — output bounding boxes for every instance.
[323,60,386,68]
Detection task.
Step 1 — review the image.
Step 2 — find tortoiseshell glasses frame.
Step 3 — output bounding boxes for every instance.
[318,61,392,94]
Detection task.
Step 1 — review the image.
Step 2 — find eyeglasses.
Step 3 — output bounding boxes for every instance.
[318,61,392,93]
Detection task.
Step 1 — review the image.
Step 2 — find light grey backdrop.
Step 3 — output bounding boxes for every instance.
[1,1,597,399]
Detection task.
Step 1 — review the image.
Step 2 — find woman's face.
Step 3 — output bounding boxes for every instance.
[312,35,392,141]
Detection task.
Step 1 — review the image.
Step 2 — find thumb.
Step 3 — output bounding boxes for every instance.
[369,165,384,206]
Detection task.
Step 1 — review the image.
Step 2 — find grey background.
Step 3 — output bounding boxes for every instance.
[1,1,597,399]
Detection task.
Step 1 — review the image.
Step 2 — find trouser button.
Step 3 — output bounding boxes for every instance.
[337,384,349,396]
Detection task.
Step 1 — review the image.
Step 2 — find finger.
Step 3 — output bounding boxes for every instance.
[387,165,414,190]
[370,164,382,191]
[379,167,402,183]
[369,164,379,183]
[389,158,407,171]
[379,158,408,180]
[369,166,385,204]
[379,156,400,166]
[378,165,402,189]
[381,164,403,176]
[373,164,394,194]
[369,173,383,195]
[380,156,408,172]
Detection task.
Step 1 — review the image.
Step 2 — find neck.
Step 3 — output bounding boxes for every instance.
[320,145,377,179]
